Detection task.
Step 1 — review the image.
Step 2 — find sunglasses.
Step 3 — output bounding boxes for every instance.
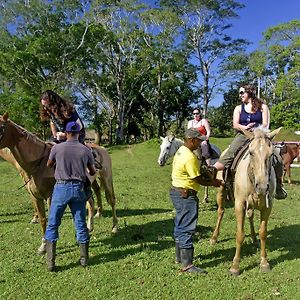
[239,91,245,95]
[193,112,200,115]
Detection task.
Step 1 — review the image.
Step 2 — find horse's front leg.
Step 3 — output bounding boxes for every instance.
[259,207,272,272]
[210,185,226,245]
[92,180,103,218]
[86,196,94,233]
[33,198,47,255]
[230,201,246,276]
[203,186,209,203]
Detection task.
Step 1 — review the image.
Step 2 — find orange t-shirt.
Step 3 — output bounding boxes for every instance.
[198,125,207,136]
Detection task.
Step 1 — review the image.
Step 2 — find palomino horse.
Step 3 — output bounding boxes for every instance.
[0,113,118,255]
[157,135,221,202]
[211,127,281,276]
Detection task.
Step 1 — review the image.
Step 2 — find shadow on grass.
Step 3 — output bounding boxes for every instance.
[0,208,32,217]
[101,208,172,218]
[201,223,300,274]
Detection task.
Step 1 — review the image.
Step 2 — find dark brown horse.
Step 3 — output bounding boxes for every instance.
[0,113,118,255]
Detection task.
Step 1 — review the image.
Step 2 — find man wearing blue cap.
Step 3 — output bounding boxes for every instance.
[44,121,96,272]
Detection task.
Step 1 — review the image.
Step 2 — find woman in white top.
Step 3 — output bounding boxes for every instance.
[187,108,212,165]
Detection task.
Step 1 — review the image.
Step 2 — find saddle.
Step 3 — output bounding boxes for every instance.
[223,141,251,192]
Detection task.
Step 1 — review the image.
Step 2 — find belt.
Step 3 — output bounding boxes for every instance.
[171,186,197,198]
[56,179,83,184]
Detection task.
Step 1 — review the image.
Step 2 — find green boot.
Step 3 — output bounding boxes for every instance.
[46,240,56,272]
[79,242,89,267]
[180,248,207,274]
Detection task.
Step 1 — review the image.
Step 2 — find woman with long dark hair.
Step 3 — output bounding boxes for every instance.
[40,90,85,143]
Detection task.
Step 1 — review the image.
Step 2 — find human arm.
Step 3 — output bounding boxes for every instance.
[187,120,192,129]
[202,119,211,140]
[87,164,96,176]
[50,120,58,137]
[261,104,270,128]
[195,176,223,187]
[47,146,56,168]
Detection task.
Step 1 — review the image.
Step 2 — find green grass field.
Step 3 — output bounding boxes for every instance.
[0,137,299,300]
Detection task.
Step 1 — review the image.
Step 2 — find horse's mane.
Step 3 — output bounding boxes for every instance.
[9,119,46,145]
[253,127,270,139]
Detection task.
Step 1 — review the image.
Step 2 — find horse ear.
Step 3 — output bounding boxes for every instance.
[3,112,8,121]
[240,128,254,140]
[160,136,164,141]
[268,127,282,140]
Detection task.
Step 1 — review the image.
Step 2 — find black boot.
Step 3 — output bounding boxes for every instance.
[275,179,287,200]
[180,248,207,274]
[46,240,56,272]
[79,242,89,267]
[273,153,287,200]
[175,242,181,264]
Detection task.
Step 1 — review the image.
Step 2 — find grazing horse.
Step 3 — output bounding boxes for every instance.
[0,113,118,255]
[280,143,300,184]
[157,135,221,202]
[212,127,280,276]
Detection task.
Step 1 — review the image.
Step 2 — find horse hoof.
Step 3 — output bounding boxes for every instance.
[210,238,217,246]
[261,263,271,273]
[229,268,240,276]
[37,248,46,256]
[30,218,39,224]
[111,226,118,234]
[94,212,102,218]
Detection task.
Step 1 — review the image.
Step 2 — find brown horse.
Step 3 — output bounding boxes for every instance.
[0,113,118,254]
[281,143,300,184]
[210,127,281,275]
[0,148,42,223]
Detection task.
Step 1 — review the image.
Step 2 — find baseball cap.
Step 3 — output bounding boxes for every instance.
[65,121,81,132]
[185,128,206,140]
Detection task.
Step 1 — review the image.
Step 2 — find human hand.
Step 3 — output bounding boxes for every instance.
[56,132,66,141]
[246,122,256,130]
[207,178,224,187]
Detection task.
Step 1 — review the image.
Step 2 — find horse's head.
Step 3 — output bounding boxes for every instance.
[246,127,281,196]
[157,135,176,166]
[0,112,9,148]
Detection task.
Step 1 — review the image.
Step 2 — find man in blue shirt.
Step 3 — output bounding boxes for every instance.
[44,121,96,272]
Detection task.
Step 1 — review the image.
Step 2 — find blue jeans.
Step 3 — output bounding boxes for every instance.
[45,182,89,244]
[170,189,199,249]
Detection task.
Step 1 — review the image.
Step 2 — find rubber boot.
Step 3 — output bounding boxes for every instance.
[180,248,207,274]
[79,242,89,267]
[46,240,56,272]
[273,153,287,199]
[175,241,181,264]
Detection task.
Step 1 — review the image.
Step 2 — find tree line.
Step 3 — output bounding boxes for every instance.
[0,0,299,144]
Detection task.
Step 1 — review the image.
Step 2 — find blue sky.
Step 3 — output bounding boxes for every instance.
[210,0,300,106]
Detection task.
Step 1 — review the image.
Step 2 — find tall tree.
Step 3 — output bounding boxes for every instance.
[160,0,247,117]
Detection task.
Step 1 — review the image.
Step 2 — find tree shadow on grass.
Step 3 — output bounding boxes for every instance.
[58,218,211,271]
[101,208,173,218]
[240,224,300,273]
[200,224,300,274]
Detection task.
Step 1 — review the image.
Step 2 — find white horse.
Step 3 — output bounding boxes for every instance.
[158,135,221,202]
